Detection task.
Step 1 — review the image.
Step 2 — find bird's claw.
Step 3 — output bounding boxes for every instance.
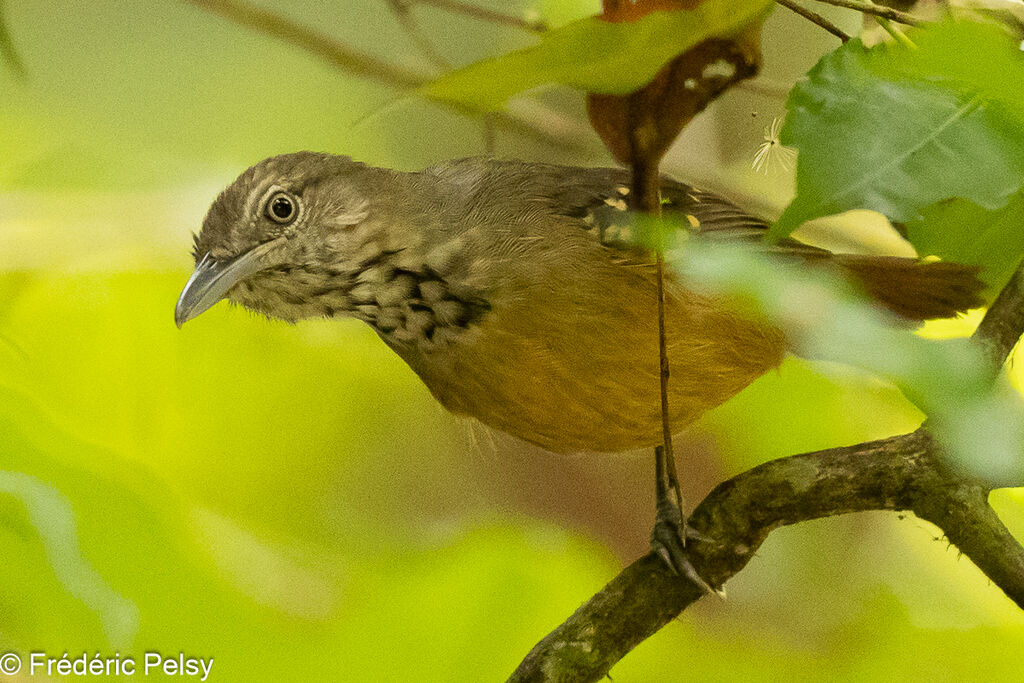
[650,504,724,599]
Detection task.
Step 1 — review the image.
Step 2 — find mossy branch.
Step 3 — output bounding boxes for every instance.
[509,259,1024,682]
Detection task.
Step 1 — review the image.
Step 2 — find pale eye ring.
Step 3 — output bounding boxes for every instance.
[266,191,299,224]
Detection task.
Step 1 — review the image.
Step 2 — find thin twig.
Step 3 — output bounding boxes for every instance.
[183,0,425,86]
[775,0,851,41]
[0,330,28,360]
[808,0,924,26]
[0,0,27,80]
[736,78,793,98]
[481,113,497,155]
[180,0,583,151]
[626,127,686,535]
[384,0,497,153]
[386,0,451,70]
[410,0,546,33]
[973,258,1024,379]
[873,14,918,48]
[629,156,677,498]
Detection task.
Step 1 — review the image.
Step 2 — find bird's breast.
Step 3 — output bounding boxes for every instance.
[395,272,787,454]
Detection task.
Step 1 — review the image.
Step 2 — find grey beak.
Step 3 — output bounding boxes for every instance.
[175,242,278,327]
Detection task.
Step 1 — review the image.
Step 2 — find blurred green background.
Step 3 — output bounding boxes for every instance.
[1,1,1022,681]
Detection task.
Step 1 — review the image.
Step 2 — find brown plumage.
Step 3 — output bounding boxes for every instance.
[176,153,984,453]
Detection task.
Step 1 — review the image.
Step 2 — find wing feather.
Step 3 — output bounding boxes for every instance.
[549,167,831,261]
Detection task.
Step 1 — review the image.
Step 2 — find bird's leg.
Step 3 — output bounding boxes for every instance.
[660,441,685,529]
[629,139,719,595]
[650,445,720,596]
[658,445,713,545]
[648,206,717,594]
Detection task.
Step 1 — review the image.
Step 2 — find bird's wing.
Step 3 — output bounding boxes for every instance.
[548,168,983,319]
[549,166,830,261]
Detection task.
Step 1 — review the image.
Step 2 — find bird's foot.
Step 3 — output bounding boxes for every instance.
[650,444,723,598]
[650,500,724,598]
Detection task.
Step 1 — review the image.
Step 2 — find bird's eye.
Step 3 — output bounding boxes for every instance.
[266,192,299,224]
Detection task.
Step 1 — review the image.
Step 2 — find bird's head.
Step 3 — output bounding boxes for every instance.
[175,152,378,327]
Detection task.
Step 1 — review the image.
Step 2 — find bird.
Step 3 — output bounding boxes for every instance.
[176,152,984,456]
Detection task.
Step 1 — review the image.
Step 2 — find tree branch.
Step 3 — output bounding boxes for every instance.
[406,0,546,33]
[509,244,1024,683]
[509,429,1024,682]
[973,258,1024,379]
[775,0,851,42]
[180,0,585,152]
[807,0,924,26]
[184,0,426,86]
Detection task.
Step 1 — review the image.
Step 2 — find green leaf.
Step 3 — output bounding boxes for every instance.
[774,20,1024,239]
[891,20,1024,116]
[668,229,1024,484]
[906,191,1024,294]
[422,0,773,111]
